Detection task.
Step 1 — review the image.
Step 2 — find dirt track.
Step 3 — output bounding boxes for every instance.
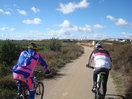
[41,46,118,99]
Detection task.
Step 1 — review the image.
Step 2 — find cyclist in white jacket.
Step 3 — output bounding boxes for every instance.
[87,41,112,98]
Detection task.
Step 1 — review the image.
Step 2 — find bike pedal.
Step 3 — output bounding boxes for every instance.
[36,93,41,95]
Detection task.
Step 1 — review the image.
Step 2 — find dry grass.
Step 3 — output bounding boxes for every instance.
[0,41,84,99]
[104,42,132,99]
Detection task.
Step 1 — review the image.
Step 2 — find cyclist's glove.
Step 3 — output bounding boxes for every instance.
[86,64,90,67]
[44,70,51,74]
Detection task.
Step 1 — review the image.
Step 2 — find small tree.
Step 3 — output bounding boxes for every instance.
[0,40,20,66]
[47,39,62,51]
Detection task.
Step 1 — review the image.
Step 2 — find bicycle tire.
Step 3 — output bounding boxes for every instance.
[95,88,101,99]
[35,81,44,99]
[100,79,105,99]
[95,74,102,99]
[100,83,104,95]
[96,76,105,99]
[14,88,29,99]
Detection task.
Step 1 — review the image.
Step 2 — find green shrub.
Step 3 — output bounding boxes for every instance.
[0,40,84,99]
[0,75,17,99]
[0,75,16,89]
[47,39,62,51]
[0,88,17,99]
[62,44,84,60]
[0,40,21,66]
[0,65,11,77]
[38,42,83,75]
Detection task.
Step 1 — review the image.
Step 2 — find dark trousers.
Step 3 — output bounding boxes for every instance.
[93,68,109,95]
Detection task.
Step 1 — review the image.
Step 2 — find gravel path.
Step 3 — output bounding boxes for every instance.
[38,46,118,99]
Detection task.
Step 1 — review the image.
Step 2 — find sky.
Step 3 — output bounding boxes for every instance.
[0,0,132,40]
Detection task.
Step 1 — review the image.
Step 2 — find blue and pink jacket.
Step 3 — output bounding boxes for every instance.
[12,50,49,79]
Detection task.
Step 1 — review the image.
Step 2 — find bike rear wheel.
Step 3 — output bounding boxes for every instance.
[14,93,29,99]
[99,82,105,99]
[14,95,25,99]
[35,81,44,99]
[14,85,29,99]
[95,88,101,99]
[95,84,104,99]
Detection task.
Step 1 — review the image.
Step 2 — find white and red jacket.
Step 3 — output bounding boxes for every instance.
[88,48,112,70]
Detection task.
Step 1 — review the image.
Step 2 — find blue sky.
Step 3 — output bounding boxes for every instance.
[0,0,132,40]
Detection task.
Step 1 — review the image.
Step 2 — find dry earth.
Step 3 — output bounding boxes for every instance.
[37,46,121,99]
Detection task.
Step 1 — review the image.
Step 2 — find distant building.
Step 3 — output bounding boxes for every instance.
[105,38,132,42]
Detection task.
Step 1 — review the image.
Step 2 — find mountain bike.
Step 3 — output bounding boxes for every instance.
[14,70,44,99]
[86,64,105,99]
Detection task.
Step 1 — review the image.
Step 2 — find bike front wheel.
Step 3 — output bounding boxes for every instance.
[35,81,44,99]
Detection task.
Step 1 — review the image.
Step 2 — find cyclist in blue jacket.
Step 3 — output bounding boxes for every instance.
[12,43,50,99]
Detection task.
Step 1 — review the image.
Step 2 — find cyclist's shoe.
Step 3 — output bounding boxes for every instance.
[92,82,97,93]
[91,87,96,93]
[17,92,22,96]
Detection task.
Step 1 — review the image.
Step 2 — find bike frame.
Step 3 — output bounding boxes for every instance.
[86,65,105,99]
[96,72,105,99]
[15,70,44,99]
[34,70,44,99]
[15,81,29,99]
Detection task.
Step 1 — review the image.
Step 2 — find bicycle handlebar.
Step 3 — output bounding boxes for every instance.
[34,70,43,78]
[86,64,94,69]
[86,64,111,71]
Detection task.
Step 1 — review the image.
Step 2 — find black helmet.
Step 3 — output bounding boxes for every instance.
[95,41,104,48]
[28,43,38,50]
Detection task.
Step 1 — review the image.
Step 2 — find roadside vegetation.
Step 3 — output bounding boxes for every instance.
[0,39,84,99]
[104,41,132,99]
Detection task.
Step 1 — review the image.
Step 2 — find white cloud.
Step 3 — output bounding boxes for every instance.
[0,31,51,40]
[0,27,15,32]
[106,15,132,27]
[31,6,40,13]
[93,24,105,29]
[16,9,27,16]
[121,32,132,39]
[56,0,90,14]
[49,29,71,37]
[106,15,116,21]
[58,20,93,33]
[59,20,72,28]
[47,20,109,39]
[10,28,16,32]
[0,9,4,14]
[116,18,129,26]
[4,11,11,15]
[0,27,8,31]
[23,18,42,24]
[0,9,11,15]
[84,34,109,40]
[47,20,95,39]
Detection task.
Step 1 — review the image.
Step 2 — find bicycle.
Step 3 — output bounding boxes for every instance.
[14,70,44,99]
[86,64,106,99]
